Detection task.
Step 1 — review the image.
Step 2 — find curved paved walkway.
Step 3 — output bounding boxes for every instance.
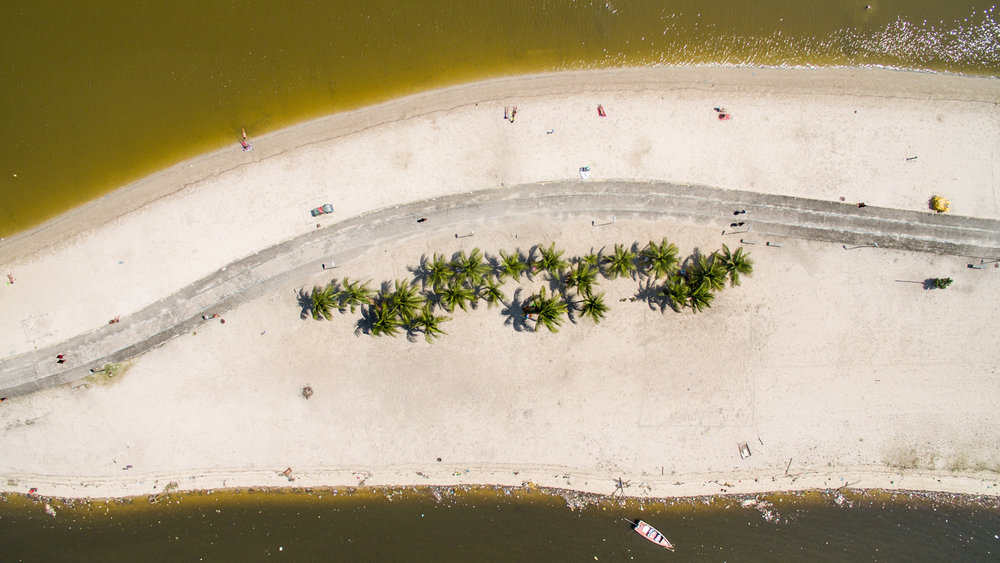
[2,180,998,397]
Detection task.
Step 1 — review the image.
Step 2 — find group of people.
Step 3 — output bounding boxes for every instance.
[730,209,747,229]
[503,106,518,123]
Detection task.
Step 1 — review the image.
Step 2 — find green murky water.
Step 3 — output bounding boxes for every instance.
[1,1,998,236]
[1,488,998,561]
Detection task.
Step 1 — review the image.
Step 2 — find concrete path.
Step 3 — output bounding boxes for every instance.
[2,180,998,397]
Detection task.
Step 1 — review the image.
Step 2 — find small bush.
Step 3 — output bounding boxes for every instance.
[932,277,953,289]
[84,362,132,386]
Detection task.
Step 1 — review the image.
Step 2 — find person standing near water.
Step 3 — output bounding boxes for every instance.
[240,127,253,151]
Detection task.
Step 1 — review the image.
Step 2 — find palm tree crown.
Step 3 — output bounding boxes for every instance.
[339,277,375,313]
[524,286,568,333]
[383,279,425,323]
[311,283,338,320]
[535,243,569,277]
[412,305,451,343]
[451,248,490,286]
[603,244,637,279]
[717,244,754,286]
[687,282,715,313]
[641,238,679,279]
[578,290,609,324]
[662,274,690,312]
[424,253,452,290]
[479,277,506,308]
[498,249,526,281]
[370,303,403,337]
[689,254,727,292]
[565,261,598,295]
[439,280,476,312]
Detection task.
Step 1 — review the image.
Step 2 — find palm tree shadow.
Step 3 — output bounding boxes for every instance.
[409,254,432,288]
[564,292,581,325]
[547,270,567,294]
[354,306,374,337]
[678,251,697,278]
[423,290,443,310]
[500,287,529,332]
[523,246,540,282]
[635,279,665,312]
[485,252,502,282]
[629,241,644,280]
[405,326,421,343]
[297,288,314,319]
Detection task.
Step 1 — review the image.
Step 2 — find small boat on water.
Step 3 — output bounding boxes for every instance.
[632,519,675,551]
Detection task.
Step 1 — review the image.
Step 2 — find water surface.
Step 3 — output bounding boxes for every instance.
[1,488,997,561]
[1,1,998,236]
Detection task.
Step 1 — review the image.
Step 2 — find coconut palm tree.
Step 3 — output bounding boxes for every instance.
[578,290,609,324]
[641,238,679,279]
[689,254,727,292]
[579,248,602,269]
[524,286,568,333]
[565,261,598,295]
[498,249,526,281]
[438,280,476,312]
[451,248,491,286]
[311,283,338,320]
[687,282,715,313]
[662,274,690,312]
[424,253,452,290]
[535,242,569,277]
[370,303,403,337]
[338,277,376,313]
[479,277,506,308]
[412,305,451,343]
[602,243,637,279]
[716,244,754,287]
[384,279,424,323]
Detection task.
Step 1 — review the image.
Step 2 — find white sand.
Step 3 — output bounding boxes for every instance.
[1,67,999,499]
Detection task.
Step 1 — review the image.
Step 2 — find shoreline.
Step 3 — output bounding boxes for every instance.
[3,65,999,262]
[4,464,1000,502]
[2,66,998,506]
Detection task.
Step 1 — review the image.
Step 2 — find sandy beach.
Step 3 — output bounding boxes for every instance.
[1,67,999,500]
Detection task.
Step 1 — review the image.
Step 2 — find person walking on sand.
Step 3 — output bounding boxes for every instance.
[509,106,517,123]
[6,273,14,285]
[240,127,253,151]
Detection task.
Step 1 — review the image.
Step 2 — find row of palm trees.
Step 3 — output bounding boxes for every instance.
[305,240,753,341]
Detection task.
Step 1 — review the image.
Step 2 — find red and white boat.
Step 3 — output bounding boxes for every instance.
[632,519,675,551]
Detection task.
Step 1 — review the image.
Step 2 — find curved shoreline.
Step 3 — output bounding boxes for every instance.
[3,65,998,262]
[1,66,998,503]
